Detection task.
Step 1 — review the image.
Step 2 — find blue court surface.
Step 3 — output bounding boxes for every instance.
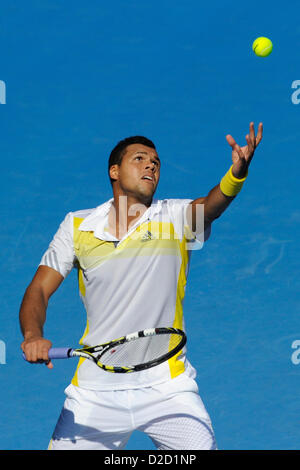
[1,0,300,450]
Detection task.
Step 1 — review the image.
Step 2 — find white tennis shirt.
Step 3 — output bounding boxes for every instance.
[39,198,211,390]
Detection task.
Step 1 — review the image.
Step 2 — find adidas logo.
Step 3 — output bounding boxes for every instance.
[141,230,155,242]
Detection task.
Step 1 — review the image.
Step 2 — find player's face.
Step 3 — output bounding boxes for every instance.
[110,144,160,204]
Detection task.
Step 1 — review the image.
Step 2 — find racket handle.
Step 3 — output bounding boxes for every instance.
[48,348,73,359]
[22,347,73,361]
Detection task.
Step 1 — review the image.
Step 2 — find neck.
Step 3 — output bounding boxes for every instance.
[109,192,152,239]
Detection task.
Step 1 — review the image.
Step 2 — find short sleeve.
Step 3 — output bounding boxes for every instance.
[39,212,76,278]
[166,199,211,250]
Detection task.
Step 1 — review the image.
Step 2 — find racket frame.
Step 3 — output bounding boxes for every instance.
[71,327,187,373]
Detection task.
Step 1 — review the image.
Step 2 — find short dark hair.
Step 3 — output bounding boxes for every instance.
[108,136,156,185]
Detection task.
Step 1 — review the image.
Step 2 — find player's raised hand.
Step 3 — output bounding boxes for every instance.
[226,122,263,178]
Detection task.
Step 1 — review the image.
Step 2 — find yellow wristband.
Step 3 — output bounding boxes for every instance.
[219,165,248,197]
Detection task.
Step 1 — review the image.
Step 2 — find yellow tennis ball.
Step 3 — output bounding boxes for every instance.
[252,37,273,57]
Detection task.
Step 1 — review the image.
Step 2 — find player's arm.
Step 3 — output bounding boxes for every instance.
[20,211,75,367]
[19,266,64,369]
[188,122,263,230]
[189,190,235,231]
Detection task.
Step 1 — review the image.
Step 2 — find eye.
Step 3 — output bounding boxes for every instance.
[135,156,142,160]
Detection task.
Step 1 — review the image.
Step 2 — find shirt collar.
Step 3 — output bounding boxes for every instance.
[78,198,114,232]
[78,197,162,240]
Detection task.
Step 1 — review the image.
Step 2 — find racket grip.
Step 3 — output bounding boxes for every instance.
[48,348,73,359]
[22,347,73,361]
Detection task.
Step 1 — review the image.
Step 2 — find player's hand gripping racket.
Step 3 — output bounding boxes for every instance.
[22,327,186,373]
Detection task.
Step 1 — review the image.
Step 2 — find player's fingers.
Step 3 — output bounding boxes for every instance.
[226,136,246,160]
[40,345,50,358]
[233,143,245,161]
[246,135,255,153]
[40,347,50,362]
[23,341,51,363]
[226,135,244,158]
[45,360,54,369]
[225,134,236,147]
[247,125,257,153]
[24,343,38,362]
[249,122,255,142]
[256,122,263,145]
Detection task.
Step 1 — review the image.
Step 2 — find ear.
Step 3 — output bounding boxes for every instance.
[109,164,119,182]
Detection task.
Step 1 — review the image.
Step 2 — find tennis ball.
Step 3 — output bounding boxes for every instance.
[252,37,273,57]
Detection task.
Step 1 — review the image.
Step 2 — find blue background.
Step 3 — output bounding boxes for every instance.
[1,0,300,450]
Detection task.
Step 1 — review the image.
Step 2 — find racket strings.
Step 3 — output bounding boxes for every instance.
[95,333,183,367]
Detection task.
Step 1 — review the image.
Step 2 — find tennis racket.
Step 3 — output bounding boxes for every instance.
[22,327,187,373]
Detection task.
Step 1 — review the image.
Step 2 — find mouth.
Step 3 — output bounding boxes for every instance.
[141,175,155,184]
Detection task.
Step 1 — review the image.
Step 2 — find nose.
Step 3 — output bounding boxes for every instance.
[145,160,156,172]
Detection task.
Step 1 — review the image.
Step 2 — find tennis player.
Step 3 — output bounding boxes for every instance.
[19,123,263,450]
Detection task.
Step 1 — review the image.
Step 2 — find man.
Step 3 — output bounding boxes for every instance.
[20,123,263,450]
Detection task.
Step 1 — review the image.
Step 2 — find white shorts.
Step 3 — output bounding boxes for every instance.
[49,374,217,450]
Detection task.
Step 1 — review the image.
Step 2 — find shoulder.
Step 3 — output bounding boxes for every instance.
[70,199,113,223]
[56,208,98,235]
[158,198,193,216]
[161,198,192,205]
[156,198,192,209]
[71,207,97,220]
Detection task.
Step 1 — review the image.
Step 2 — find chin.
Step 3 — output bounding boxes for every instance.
[139,190,155,205]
